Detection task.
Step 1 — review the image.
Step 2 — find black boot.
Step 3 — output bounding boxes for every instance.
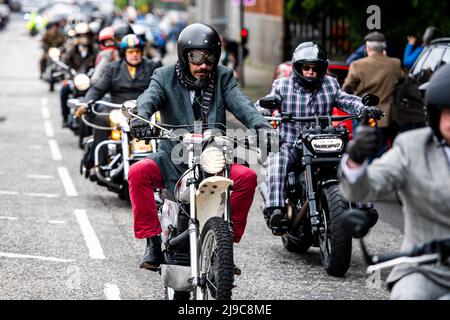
[263,207,288,235]
[140,235,163,271]
[233,264,241,276]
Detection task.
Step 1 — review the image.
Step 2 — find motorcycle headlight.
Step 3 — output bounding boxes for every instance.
[200,146,225,174]
[73,74,91,91]
[48,47,61,60]
[109,109,123,125]
[310,136,344,153]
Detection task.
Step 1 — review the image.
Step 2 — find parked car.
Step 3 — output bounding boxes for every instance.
[392,37,450,131]
[272,60,354,139]
[410,37,450,85]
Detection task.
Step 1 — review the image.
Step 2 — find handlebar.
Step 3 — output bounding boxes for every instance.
[264,114,360,123]
[364,238,450,273]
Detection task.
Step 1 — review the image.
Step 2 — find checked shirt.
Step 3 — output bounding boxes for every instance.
[257,75,365,208]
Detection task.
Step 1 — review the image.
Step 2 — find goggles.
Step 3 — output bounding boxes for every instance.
[187,50,216,65]
[301,65,321,72]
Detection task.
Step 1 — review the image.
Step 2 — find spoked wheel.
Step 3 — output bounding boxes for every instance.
[319,184,352,277]
[198,217,234,300]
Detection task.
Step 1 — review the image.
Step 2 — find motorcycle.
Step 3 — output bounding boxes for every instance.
[53,56,93,136]
[72,100,156,201]
[122,103,255,300]
[258,94,380,277]
[343,209,450,299]
[42,47,66,92]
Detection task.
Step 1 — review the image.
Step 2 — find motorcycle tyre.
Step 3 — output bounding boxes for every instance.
[198,217,234,300]
[319,184,352,277]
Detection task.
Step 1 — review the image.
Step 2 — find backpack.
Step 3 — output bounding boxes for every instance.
[391,75,427,126]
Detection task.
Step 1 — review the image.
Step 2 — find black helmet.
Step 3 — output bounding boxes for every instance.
[176,23,222,74]
[292,41,328,90]
[424,63,450,143]
[114,22,135,41]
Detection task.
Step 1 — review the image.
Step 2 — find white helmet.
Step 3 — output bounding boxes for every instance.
[75,22,91,35]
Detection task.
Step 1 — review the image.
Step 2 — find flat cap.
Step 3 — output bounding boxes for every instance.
[364,31,386,42]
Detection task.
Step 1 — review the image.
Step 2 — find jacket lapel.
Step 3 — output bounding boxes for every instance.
[174,84,194,125]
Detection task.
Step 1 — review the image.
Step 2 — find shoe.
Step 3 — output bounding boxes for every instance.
[140,235,163,271]
[233,264,241,276]
[62,121,69,128]
[263,207,288,236]
[88,168,98,182]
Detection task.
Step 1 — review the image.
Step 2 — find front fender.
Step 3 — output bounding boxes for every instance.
[196,176,234,230]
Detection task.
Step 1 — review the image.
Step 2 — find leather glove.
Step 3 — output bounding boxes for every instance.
[74,103,88,118]
[346,125,379,164]
[130,118,151,140]
[362,106,383,122]
[255,123,279,153]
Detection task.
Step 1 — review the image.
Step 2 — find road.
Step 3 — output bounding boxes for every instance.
[0,14,404,300]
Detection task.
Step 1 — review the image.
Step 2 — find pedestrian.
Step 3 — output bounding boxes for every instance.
[343,31,403,157]
[403,26,442,69]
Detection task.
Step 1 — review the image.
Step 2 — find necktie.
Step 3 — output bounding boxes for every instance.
[192,89,203,121]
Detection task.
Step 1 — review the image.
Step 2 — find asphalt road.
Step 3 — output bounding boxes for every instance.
[0,14,404,300]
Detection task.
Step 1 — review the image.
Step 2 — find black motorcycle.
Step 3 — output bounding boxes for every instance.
[41,47,66,92]
[259,94,380,277]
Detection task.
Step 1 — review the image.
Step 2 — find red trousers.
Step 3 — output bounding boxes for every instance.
[128,159,257,243]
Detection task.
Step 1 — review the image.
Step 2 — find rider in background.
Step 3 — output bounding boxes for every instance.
[75,34,159,179]
[339,63,450,299]
[256,41,382,234]
[60,22,98,127]
[91,26,119,84]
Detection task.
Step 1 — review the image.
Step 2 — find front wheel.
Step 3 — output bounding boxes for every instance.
[319,184,352,277]
[198,217,234,300]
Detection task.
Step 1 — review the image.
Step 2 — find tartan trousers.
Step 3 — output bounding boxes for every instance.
[266,144,300,208]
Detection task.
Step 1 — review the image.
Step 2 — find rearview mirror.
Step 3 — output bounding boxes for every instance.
[361,93,379,106]
[122,100,137,119]
[259,96,281,109]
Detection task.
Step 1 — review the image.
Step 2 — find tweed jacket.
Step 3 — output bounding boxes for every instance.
[343,52,403,128]
[136,64,269,193]
[340,128,450,288]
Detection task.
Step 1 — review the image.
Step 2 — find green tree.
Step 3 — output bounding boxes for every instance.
[285,0,450,58]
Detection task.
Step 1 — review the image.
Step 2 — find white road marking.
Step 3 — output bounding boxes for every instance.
[25,193,59,198]
[0,252,74,263]
[44,120,54,137]
[49,220,66,224]
[57,167,78,197]
[0,191,19,196]
[27,174,54,180]
[48,139,62,161]
[0,216,19,220]
[41,98,50,119]
[74,209,105,259]
[29,144,43,150]
[104,284,121,300]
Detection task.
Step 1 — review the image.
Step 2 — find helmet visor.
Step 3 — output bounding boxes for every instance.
[187,50,216,65]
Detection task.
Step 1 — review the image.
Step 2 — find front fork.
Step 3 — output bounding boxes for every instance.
[303,154,320,234]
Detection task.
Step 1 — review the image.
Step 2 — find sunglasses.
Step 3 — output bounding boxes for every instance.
[301,65,321,72]
[187,50,216,65]
[126,48,142,55]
